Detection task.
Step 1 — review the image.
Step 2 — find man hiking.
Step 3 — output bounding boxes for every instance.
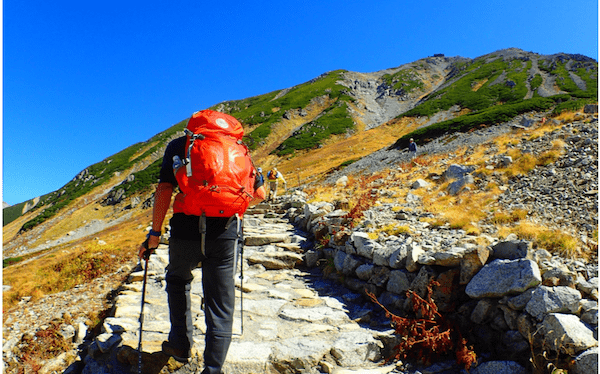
[266,167,286,200]
[139,110,265,374]
[409,138,417,160]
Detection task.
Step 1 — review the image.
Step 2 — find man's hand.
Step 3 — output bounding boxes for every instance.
[138,235,160,260]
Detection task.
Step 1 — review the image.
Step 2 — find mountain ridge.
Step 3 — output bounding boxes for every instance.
[3,48,597,232]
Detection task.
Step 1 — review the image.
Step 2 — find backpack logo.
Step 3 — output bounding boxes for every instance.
[172,110,256,217]
[215,118,229,129]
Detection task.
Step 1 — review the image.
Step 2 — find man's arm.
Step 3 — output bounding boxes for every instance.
[138,182,174,259]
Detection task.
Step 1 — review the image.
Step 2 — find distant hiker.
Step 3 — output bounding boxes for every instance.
[266,167,286,200]
[256,167,265,187]
[138,110,265,373]
[409,138,417,159]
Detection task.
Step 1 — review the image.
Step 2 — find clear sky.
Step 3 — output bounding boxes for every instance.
[2,0,598,205]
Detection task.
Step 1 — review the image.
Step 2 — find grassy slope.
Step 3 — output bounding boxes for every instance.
[6,52,596,232]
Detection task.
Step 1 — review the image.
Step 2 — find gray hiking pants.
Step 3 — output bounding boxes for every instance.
[165,220,240,374]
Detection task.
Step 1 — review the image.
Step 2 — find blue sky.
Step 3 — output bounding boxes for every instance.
[3,0,598,205]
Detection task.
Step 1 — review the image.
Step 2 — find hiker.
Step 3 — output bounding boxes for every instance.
[256,167,265,187]
[266,167,286,200]
[409,138,417,159]
[138,110,265,373]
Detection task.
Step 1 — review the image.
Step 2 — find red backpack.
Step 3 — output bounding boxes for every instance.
[172,110,257,217]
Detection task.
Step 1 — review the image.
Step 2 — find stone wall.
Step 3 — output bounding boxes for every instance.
[284,192,598,373]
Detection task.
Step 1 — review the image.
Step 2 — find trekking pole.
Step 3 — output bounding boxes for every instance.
[237,215,245,335]
[138,244,151,374]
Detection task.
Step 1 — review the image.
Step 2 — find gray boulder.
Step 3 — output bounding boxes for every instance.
[525,286,582,320]
[470,360,528,374]
[491,240,532,260]
[540,313,597,355]
[570,347,599,374]
[442,164,476,181]
[466,259,541,298]
[386,270,410,295]
[351,232,382,260]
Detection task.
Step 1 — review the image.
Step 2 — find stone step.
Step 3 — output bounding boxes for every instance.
[87,210,390,373]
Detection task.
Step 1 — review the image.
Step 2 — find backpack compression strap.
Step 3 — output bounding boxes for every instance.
[184,128,205,177]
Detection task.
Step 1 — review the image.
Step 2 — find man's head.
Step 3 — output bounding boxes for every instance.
[257,167,262,173]
[410,138,414,143]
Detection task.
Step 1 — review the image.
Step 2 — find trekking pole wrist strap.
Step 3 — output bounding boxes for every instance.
[148,229,161,237]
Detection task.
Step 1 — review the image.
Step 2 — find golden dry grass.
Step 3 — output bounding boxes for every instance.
[3,205,152,310]
[266,117,423,188]
[3,110,594,312]
[301,113,591,261]
[471,79,488,92]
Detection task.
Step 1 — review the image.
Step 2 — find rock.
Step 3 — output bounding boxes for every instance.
[491,240,532,260]
[342,254,362,276]
[507,288,535,311]
[388,244,410,269]
[59,324,76,341]
[411,179,429,189]
[372,245,396,267]
[386,270,410,295]
[95,333,122,353]
[501,330,529,353]
[577,276,599,296]
[447,175,474,195]
[540,313,597,355]
[580,300,598,325]
[570,347,599,374]
[442,164,476,181]
[334,250,347,272]
[542,267,577,287]
[351,232,382,260]
[471,299,496,324]
[460,246,490,285]
[356,264,375,281]
[405,244,424,272]
[466,259,541,298]
[330,330,382,367]
[245,233,292,246]
[418,246,466,267]
[246,251,303,270]
[39,352,70,374]
[525,286,582,320]
[336,175,349,187]
[305,249,322,268]
[469,360,528,374]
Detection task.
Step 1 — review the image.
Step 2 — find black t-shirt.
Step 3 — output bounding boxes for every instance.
[159,136,240,241]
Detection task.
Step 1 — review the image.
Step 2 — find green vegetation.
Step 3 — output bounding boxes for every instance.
[3,201,31,226]
[3,256,23,268]
[117,159,162,196]
[275,102,355,156]
[552,98,593,114]
[338,158,359,168]
[401,58,530,117]
[530,73,543,94]
[213,70,354,149]
[392,96,563,149]
[552,62,598,99]
[381,68,425,93]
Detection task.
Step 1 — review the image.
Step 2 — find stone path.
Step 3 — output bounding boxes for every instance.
[97,204,397,373]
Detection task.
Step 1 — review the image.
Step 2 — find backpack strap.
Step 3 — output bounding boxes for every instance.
[199,212,207,256]
[184,128,205,177]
